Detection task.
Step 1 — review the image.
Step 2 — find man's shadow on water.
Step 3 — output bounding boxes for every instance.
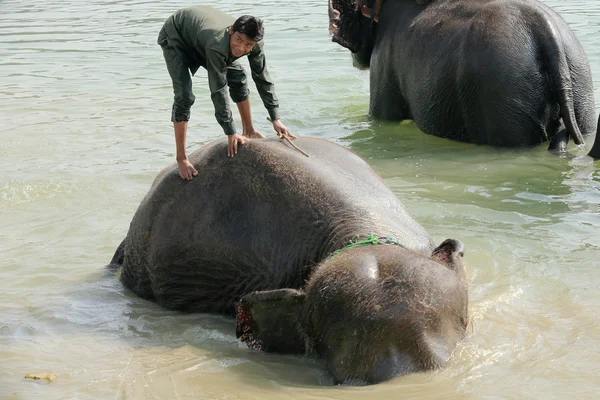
[65,267,335,388]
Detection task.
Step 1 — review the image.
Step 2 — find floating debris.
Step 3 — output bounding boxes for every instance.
[25,372,57,383]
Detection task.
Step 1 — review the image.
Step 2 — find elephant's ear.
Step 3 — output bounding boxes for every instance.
[431,239,465,272]
[236,289,307,354]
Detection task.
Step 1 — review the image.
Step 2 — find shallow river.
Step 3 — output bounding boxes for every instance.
[1,0,599,398]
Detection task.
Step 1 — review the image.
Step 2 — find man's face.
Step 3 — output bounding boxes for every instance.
[229,29,257,58]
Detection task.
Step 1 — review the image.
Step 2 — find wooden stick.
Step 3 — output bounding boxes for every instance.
[267,117,309,157]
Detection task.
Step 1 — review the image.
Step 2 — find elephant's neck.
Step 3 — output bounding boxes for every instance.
[321,221,403,259]
[327,234,409,259]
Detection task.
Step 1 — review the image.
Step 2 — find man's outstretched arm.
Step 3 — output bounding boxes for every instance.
[247,42,296,139]
[207,51,248,156]
[174,121,199,180]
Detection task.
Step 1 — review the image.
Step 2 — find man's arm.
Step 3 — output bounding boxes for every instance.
[207,50,248,156]
[248,42,295,139]
[174,121,199,179]
[206,51,237,135]
[247,41,280,122]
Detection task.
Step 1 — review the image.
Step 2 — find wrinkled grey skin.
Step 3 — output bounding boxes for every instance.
[329,0,596,151]
[109,137,469,385]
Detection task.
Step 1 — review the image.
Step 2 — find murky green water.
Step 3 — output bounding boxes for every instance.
[1,0,599,398]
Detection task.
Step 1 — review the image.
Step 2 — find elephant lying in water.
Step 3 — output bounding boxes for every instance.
[108,137,469,385]
[328,0,596,151]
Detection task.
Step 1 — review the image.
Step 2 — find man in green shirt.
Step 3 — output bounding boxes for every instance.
[158,5,296,180]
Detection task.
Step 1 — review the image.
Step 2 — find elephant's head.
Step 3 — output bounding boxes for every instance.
[328,0,377,69]
[236,238,469,385]
[328,0,432,69]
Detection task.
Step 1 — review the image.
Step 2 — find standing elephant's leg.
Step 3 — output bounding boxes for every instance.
[456,68,549,145]
[369,56,410,121]
[546,56,597,153]
[567,50,596,145]
[456,21,557,146]
[369,89,409,121]
[588,114,600,158]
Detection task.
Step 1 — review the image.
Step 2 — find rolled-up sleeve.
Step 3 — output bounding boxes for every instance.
[206,51,236,135]
[248,42,280,121]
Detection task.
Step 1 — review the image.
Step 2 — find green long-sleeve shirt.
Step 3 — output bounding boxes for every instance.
[161,5,280,134]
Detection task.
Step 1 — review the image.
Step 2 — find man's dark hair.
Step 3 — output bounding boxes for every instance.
[232,15,264,41]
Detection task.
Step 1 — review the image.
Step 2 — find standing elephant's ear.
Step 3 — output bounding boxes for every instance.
[431,239,465,272]
[236,289,307,354]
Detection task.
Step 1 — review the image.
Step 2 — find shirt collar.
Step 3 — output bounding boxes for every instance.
[215,27,238,63]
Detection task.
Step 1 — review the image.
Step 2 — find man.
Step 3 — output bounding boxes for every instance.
[158,5,296,180]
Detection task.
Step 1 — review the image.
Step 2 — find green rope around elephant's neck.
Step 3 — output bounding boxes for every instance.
[329,234,408,259]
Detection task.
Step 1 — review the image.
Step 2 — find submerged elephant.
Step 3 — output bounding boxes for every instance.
[108,137,469,385]
[328,0,596,151]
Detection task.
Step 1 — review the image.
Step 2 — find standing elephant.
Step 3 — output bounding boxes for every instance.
[328,0,596,151]
[108,137,469,385]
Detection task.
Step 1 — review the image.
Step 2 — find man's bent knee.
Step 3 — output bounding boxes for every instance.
[175,93,195,109]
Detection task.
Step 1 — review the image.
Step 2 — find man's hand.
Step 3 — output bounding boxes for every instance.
[243,127,266,139]
[177,158,198,180]
[272,119,297,140]
[227,134,247,157]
